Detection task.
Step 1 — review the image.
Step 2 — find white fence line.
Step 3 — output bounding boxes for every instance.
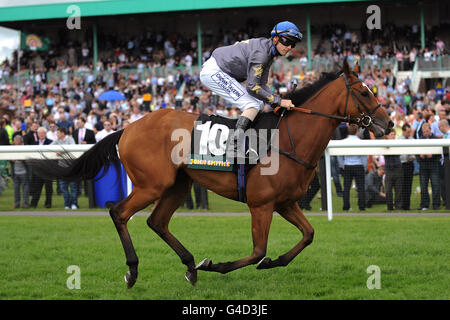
[1,139,449,220]
[325,139,450,221]
[0,144,93,160]
[0,144,134,197]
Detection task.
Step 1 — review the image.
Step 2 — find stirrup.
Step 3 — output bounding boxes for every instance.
[246,147,259,158]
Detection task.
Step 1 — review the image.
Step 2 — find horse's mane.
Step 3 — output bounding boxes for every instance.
[288,70,342,106]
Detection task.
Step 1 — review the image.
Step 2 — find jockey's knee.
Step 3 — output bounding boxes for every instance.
[241,106,260,121]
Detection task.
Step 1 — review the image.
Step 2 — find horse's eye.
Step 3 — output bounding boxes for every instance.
[361,91,369,97]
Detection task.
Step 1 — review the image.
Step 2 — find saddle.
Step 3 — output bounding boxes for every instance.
[188,112,281,202]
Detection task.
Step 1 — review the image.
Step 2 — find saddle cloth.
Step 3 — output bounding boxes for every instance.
[188,112,280,172]
[188,112,281,203]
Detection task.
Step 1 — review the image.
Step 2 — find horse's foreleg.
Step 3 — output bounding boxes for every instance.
[110,188,155,288]
[257,202,314,269]
[146,171,198,285]
[196,203,273,274]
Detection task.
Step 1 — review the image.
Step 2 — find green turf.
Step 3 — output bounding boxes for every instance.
[0,174,448,213]
[0,215,448,300]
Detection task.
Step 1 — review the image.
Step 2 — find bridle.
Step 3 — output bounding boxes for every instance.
[271,72,383,170]
[342,72,382,128]
[274,72,382,128]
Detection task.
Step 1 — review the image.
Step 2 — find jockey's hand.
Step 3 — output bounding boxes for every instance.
[280,99,295,110]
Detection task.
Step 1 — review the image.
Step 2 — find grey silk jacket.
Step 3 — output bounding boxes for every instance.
[211,37,282,107]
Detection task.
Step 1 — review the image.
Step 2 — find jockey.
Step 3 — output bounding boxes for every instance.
[200,21,303,158]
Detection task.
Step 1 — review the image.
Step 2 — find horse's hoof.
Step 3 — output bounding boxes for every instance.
[124,271,137,289]
[195,258,212,270]
[185,269,197,286]
[256,257,272,269]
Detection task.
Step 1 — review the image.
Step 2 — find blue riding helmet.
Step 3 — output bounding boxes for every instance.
[271,21,303,42]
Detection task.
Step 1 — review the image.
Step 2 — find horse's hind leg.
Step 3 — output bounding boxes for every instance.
[110,187,155,288]
[196,203,273,274]
[146,170,198,285]
[257,202,314,269]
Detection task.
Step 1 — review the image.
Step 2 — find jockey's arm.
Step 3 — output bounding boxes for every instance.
[246,62,281,108]
[246,62,294,110]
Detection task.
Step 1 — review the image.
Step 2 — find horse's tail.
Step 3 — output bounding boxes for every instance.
[27,130,124,182]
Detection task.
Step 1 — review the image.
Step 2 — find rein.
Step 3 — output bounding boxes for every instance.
[274,73,382,127]
[275,105,357,123]
[273,73,382,170]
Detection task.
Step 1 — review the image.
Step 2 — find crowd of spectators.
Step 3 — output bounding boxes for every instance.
[1,21,447,83]
[0,22,449,210]
[310,22,448,71]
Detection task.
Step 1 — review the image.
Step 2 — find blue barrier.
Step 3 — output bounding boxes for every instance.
[94,163,128,208]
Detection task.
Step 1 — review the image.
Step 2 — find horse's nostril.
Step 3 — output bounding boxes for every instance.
[383,121,394,135]
[385,124,392,135]
[388,120,394,128]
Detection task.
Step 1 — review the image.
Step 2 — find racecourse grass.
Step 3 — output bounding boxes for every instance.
[0,215,449,300]
[0,174,448,213]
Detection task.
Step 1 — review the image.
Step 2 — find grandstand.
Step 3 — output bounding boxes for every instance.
[0,0,449,94]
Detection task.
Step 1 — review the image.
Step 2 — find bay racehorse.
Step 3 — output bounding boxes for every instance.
[29,60,393,288]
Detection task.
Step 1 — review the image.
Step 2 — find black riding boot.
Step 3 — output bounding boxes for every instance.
[230,115,252,161]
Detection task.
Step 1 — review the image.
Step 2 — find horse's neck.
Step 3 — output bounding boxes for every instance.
[290,83,344,167]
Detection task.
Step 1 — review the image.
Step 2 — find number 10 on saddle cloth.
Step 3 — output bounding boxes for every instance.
[188,113,279,172]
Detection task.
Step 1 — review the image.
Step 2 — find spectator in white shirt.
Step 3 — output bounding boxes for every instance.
[339,124,368,211]
[129,106,143,123]
[95,120,115,142]
[46,122,58,141]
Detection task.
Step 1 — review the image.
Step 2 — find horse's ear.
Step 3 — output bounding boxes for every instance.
[352,61,361,74]
[343,57,351,77]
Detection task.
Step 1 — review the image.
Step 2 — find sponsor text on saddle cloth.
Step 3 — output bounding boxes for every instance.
[188,113,280,202]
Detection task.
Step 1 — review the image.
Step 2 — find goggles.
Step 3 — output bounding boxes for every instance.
[278,36,297,48]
